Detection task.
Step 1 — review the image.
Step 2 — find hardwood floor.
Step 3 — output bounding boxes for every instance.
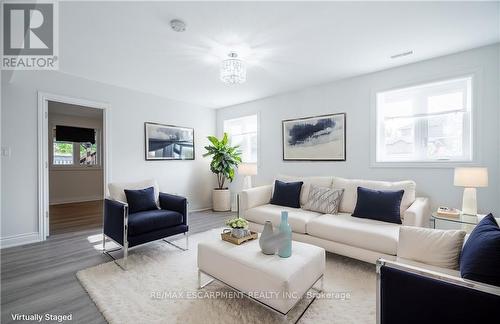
[1,210,235,324]
[50,200,103,235]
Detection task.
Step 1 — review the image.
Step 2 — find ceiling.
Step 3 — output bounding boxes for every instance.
[58,1,500,108]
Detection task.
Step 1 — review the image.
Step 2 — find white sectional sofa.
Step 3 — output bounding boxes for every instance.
[240,175,430,264]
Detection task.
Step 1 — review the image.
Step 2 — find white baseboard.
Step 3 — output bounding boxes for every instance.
[190,207,212,213]
[49,196,103,205]
[0,232,40,249]
[189,207,236,213]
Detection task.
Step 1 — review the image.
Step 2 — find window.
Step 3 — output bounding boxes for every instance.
[52,128,100,167]
[223,114,258,163]
[53,142,74,165]
[375,76,472,163]
[79,142,98,165]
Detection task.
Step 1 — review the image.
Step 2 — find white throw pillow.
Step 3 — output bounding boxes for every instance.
[303,185,344,214]
[108,179,160,205]
[397,226,466,270]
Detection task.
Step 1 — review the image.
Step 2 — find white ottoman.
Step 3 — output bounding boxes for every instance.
[197,238,325,315]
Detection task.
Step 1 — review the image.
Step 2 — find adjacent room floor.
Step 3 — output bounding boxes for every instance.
[0,210,235,324]
[49,200,103,235]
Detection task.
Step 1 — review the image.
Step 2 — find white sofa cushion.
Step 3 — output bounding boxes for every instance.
[332,177,416,215]
[108,179,160,205]
[245,204,322,234]
[397,226,466,270]
[274,175,333,207]
[307,213,400,255]
[396,257,461,277]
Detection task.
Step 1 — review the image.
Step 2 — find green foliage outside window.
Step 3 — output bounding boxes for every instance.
[54,142,73,155]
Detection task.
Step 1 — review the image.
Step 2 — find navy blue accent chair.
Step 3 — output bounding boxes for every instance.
[377,259,500,324]
[103,191,189,270]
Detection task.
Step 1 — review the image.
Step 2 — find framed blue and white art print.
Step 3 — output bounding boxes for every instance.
[282,113,346,161]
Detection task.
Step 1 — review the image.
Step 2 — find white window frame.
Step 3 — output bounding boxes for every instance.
[370,70,481,168]
[50,127,102,170]
[223,113,260,164]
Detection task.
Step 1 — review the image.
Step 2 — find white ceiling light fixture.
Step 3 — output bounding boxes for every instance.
[220,52,246,84]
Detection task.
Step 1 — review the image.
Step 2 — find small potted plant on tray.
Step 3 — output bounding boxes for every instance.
[226,217,250,238]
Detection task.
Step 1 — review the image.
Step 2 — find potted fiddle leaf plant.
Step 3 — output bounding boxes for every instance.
[203,133,242,211]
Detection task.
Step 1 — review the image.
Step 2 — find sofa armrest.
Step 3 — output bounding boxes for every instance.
[239,185,273,215]
[376,259,500,324]
[104,198,128,245]
[402,197,430,228]
[159,192,188,224]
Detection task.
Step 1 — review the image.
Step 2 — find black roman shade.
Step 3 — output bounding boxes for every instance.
[55,126,95,144]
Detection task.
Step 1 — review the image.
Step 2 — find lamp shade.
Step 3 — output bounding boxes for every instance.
[238,163,257,176]
[454,167,488,187]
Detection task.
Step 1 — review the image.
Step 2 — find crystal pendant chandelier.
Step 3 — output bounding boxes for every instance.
[220,52,246,84]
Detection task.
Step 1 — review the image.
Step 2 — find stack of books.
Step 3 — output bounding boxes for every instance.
[436,207,461,217]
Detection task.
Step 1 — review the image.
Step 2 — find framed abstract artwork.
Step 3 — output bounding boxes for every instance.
[144,122,194,160]
[282,113,346,161]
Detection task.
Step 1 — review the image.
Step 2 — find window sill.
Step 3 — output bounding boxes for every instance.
[370,160,479,169]
[50,166,103,171]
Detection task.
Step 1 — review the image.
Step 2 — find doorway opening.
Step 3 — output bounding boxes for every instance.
[48,101,104,235]
[38,93,109,239]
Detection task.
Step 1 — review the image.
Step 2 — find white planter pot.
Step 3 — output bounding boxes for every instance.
[212,189,231,211]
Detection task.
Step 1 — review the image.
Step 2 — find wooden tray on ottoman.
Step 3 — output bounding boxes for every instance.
[221,231,258,245]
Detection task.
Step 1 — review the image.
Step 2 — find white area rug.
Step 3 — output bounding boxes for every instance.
[77,229,376,324]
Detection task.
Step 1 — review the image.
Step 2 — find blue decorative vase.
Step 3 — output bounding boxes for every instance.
[278,211,292,258]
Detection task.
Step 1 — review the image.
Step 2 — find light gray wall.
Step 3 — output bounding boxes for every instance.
[48,112,104,204]
[217,45,500,216]
[1,70,216,242]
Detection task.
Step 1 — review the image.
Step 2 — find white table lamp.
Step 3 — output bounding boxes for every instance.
[239,163,257,190]
[454,167,488,215]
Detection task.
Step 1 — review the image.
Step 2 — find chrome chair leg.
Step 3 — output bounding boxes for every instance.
[123,242,128,270]
[163,232,189,251]
[103,248,128,271]
[102,235,128,271]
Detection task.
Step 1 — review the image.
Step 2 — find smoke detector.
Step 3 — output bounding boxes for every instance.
[170,19,186,32]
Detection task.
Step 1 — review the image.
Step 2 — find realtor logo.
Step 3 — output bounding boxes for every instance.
[2,1,58,70]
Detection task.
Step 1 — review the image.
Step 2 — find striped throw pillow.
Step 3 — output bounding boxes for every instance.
[303,185,344,214]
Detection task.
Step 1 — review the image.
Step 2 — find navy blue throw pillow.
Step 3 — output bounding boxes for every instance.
[460,214,500,286]
[351,187,404,224]
[124,186,158,214]
[270,180,303,208]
